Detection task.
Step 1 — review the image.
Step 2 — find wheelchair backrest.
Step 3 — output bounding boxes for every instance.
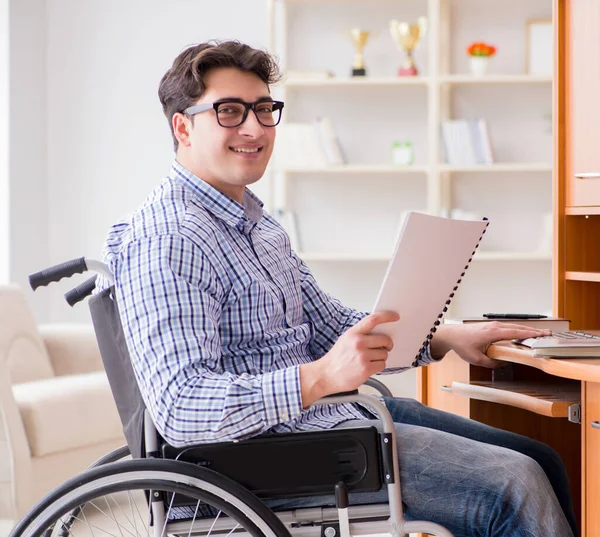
[89,286,145,458]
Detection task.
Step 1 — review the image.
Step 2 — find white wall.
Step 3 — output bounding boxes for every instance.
[9,0,49,316]
[42,0,268,322]
[0,0,8,284]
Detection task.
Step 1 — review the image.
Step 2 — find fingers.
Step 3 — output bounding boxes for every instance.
[366,348,389,362]
[362,333,394,351]
[352,311,400,335]
[489,323,552,337]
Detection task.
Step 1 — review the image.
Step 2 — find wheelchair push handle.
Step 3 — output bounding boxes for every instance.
[29,257,88,290]
[64,275,98,307]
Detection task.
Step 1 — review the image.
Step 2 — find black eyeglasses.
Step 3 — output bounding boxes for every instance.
[183,99,284,128]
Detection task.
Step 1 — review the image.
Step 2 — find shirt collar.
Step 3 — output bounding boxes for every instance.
[169,161,264,233]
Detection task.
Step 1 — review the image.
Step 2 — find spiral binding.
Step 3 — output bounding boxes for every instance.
[410,217,490,367]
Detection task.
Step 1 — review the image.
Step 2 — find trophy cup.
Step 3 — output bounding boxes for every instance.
[389,17,427,76]
[349,28,370,76]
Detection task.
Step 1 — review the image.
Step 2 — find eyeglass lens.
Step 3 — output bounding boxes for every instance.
[216,101,282,127]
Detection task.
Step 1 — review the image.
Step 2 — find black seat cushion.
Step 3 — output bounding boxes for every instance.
[162,427,383,500]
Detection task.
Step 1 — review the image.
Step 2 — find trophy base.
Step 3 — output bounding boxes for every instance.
[351,68,367,77]
[398,66,418,76]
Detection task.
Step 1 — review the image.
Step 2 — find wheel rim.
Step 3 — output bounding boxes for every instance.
[20,471,285,537]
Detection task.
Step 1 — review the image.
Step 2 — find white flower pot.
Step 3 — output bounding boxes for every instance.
[469,56,489,76]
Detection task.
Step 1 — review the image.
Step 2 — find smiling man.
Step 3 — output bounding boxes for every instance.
[98,41,577,537]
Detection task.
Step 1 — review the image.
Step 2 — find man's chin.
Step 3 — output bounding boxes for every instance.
[234,167,266,186]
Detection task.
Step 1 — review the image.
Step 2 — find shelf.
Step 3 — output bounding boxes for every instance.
[438,163,552,173]
[565,207,600,216]
[474,251,551,261]
[279,165,429,174]
[448,381,579,418]
[284,77,429,88]
[297,251,551,263]
[439,74,553,85]
[565,271,600,282]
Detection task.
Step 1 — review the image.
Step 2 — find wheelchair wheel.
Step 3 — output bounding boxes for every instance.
[11,459,291,537]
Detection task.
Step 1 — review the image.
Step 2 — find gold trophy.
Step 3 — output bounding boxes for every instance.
[349,28,370,76]
[389,17,427,76]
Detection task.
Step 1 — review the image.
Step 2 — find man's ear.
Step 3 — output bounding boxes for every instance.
[173,113,192,148]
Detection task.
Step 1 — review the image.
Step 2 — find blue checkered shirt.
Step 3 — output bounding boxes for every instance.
[98,161,436,447]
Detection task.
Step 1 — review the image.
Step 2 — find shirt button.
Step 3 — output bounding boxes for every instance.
[281,413,289,421]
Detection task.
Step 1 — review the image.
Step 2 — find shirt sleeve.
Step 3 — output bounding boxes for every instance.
[290,252,440,370]
[113,235,303,447]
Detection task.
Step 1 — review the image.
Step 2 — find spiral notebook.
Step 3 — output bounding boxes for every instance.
[372,212,489,370]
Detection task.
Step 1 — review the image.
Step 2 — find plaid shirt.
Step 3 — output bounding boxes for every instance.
[99,161,435,447]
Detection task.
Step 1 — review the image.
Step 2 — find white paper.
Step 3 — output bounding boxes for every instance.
[372,212,489,368]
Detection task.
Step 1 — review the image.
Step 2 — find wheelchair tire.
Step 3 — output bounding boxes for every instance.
[10,459,291,537]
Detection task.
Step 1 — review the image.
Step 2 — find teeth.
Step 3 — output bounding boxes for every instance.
[233,147,259,153]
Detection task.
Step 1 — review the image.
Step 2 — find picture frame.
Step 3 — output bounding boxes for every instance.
[526,19,553,75]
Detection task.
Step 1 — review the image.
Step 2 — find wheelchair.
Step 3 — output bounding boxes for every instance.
[10,258,455,537]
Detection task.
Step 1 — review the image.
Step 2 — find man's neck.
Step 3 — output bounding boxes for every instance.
[174,157,244,204]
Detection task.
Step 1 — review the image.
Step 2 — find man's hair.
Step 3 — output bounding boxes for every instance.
[158,40,282,150]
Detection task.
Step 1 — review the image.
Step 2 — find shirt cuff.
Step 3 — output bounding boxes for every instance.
[418,344,442,364]
[261,366,304,427]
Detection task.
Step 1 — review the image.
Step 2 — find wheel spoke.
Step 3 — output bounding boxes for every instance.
[205,510,221,536]
[186,501,201,537]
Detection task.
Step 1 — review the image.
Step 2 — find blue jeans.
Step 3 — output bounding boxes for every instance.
[267,397,577,537]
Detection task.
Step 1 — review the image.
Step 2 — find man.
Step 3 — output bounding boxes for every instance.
[100,40,577,536]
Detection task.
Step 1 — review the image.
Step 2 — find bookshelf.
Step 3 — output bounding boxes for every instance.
[266,0,554,330]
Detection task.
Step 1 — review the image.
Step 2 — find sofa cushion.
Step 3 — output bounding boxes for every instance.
[13,372,124,457]
[0,285,55,384]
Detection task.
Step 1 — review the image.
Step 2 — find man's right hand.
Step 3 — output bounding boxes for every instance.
[299,311,399,408]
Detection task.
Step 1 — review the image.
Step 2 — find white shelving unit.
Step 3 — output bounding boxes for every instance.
[266,0,553,321]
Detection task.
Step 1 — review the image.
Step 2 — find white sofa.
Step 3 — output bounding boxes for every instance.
[0,285,124,520]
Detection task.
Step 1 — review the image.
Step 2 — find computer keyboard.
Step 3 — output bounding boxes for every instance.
[551,331,600,340]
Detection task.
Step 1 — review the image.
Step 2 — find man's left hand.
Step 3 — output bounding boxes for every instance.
[429,322,552,368]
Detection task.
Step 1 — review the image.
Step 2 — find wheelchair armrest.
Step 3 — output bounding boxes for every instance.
[310,392,403,523]
[326,378,393,399]
[312,393,394,436]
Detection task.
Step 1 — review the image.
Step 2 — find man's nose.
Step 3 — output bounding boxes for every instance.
[238,110,265,136]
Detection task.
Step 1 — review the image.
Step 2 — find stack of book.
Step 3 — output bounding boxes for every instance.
[444,316,569,331]
[273,117,345,169]
[441,119,494,165]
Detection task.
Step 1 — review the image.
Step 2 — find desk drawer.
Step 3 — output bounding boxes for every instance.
[567,173,600,208]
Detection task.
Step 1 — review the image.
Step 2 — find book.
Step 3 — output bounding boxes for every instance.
[313,117,345,166]
[273,123,327,169]
[514,331,600,357]
[441,119,494,165]
[372,212,489,369]
[444,317,570,331]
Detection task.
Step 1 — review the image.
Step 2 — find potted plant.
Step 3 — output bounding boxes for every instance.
[467,41,497,76]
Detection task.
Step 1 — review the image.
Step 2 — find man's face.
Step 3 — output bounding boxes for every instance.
[174,67,277,202]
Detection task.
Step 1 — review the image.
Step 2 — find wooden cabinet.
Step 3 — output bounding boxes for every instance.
[565,0,600,208]
[583,382,600,536]
[558,0,600,328]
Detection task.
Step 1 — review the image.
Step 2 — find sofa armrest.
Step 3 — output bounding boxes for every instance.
[39,324,103,376]
[13,372,123,457]
[0,359,31,519]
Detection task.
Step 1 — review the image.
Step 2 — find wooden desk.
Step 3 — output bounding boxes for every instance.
[418,343,600,536]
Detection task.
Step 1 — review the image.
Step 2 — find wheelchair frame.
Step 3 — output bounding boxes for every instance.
[10,257,455,537]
